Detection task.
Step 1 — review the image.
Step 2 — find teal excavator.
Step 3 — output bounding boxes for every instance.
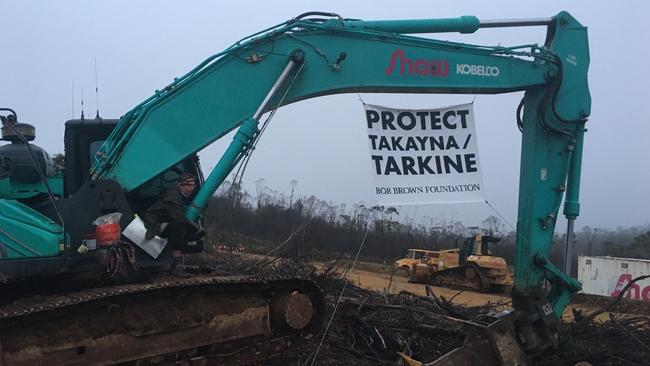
[0,11,588,365]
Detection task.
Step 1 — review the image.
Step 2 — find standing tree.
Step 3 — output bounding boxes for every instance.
[52,153,65,170]
[386,207,399,221]
[481,215,504,236]
[289,179,298,209]
[254,178,265,211]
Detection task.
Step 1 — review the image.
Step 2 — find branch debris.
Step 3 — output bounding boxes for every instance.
[187,253,650,365]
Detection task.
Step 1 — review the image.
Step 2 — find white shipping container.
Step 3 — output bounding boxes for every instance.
[578,256,650,301]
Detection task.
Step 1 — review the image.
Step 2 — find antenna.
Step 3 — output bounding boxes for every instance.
[71,80,75,118]
[81,88,85,120]
[94,58,100,119]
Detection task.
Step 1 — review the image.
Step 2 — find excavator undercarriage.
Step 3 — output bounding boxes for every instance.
[0,275,324,365]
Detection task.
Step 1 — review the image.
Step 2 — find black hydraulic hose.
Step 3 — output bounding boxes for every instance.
[516,97,525,132]
[0,108,17,121]
[536,66,575,138]
[0,116,66,233]
[540,55,587,128]
[549,55,588,125]
[291,11,342,22]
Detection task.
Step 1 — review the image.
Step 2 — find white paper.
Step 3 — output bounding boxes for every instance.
[123,216,168,259]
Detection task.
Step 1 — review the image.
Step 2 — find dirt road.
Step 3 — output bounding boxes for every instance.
[314,261,509,306]
[218,252,619,319]
[313,261,619,320]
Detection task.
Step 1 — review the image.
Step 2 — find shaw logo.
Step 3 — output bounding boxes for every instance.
[456,64,500,77]
[610,273,650,301]
[385,50,449,77]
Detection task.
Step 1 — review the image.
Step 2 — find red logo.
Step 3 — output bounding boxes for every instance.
[385,49,449,77]
[610,273,650,300]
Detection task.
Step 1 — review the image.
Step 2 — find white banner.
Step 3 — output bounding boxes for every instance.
[364,103,485,205]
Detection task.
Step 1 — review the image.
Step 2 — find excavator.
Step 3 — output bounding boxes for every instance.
[0,10,588,365]
[409,234,514,292]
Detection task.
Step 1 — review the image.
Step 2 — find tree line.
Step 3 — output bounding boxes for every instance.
[204,180,650,271]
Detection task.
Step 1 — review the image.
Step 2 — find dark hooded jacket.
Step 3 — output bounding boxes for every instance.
[143,188,193,229]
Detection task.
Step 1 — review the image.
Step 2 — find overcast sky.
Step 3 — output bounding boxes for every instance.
[1,1,648,231]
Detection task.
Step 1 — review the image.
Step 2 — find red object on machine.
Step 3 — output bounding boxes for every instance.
[96,223,121,246]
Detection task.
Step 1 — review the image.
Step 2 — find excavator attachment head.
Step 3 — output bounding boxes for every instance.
[400,313,528,366]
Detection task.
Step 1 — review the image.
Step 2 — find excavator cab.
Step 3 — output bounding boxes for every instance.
[0,114,205,280]
[63,117,203,203]
[63,118,120,197]
[59,117,207,272]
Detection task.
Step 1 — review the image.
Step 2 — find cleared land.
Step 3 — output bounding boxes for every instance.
[187,249,650,365]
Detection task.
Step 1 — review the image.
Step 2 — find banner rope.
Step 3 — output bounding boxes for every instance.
[484,200,516,231]
[356,92,366,105]
[308,225,371,366]
[231,62,305,191]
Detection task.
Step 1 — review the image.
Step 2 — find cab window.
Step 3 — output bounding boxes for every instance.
[89,140,105,162]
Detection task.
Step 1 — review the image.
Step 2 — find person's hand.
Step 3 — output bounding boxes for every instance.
[191,221,206,237]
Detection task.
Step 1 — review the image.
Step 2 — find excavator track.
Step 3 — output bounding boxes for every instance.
[0,274,324,366]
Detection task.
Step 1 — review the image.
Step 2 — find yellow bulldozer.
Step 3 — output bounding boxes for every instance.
[394,248,460,275]
[406,234,513,292]
[394,248,442,273]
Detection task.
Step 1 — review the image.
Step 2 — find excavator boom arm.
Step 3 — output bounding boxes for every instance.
[91,15,565,189]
